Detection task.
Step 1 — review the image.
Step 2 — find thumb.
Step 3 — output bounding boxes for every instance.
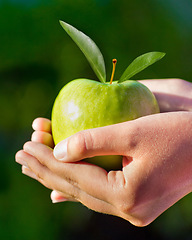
[53,121,135,162]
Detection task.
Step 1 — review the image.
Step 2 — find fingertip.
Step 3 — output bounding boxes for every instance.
[15,150,24,162]
[32,118,41,130]
[23,141,32,151]
[31,131,38,142]
[31,131,54,148]
[51,190,68,203]
[32,118,52,133]
[53,139,68,161]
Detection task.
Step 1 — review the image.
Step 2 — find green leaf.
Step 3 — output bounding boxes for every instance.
[118,52,166,83]
[60,20,106,83]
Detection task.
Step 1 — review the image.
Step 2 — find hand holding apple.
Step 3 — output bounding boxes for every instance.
[16,111,192,226]
[15,19,192,226]
[16,78,192,225]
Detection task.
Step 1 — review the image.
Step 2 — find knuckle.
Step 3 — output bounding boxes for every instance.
[69,188,80,200]
[34,165,45,180]
[70,130,93,158]
[36,167,51,186]
[107,172,137,214]
[36,171,43,180]
[58,181,80,201]
[73,132,86,155]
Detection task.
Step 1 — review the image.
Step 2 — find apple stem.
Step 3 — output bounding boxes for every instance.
[110,59,117,84]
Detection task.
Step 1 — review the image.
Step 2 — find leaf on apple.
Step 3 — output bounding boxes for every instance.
[60,20,106,83]
[118,52,166,83]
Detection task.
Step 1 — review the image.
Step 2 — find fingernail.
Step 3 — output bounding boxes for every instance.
[52,198,68,203]
[53,139,68,161]
[51,190,68,203]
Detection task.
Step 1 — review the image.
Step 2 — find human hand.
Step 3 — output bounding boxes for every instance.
[139,78,192,112]
[15,112,192,226]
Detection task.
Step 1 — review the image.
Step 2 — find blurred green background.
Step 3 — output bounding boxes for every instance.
[1,0,192,239]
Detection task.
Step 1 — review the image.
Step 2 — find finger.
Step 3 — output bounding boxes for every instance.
[15,150,29,168]
[24,141,60,174]
[19,156,77,201]
[31,131,54,148]
[20,143,91,199]
[20,145,114,209]
[21,166,71,202]
[17,149,79,201]
[73,189,119,217]
[53,121,135,162]
[20,142,125,217]
[16,150,52,188]
[32,118,52,133]
[23,141,120,204]
[22,165,39,181]
[50,190,118,217]
[22,165,124,221]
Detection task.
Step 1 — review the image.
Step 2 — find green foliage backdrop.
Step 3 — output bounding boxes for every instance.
[1,0,192,239]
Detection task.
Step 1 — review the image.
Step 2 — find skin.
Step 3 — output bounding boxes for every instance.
[15,78,192,227]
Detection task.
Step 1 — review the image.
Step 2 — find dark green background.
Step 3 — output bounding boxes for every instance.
[1,0,192,239]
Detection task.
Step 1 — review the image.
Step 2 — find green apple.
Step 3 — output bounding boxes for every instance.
[52,78,159,169]
[52,21,165,169]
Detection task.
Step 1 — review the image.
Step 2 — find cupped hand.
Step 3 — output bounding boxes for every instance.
[15,112,192,226]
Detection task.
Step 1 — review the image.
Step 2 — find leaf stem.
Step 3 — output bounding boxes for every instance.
[110,59,117,84]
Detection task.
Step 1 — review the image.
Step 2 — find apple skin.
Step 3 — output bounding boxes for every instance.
[51,79,159,169]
